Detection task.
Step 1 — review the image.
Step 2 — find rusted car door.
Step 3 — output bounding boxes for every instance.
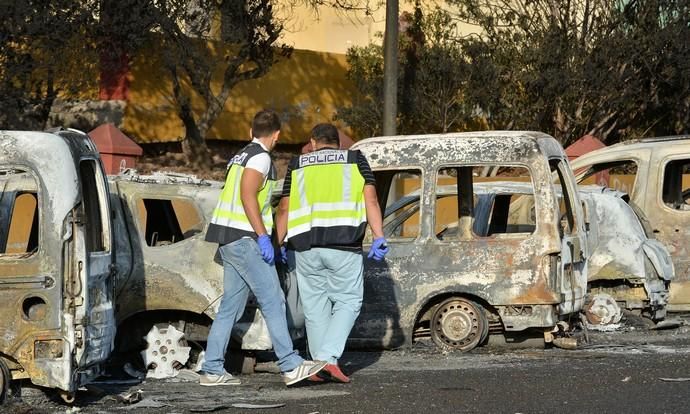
[109,179,221,322]
[352,167,424,349]
[550,158,588,314]
[70,158,116,380]
[650,149,690,308]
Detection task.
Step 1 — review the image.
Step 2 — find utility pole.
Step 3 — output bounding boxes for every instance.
[382,0,398,136]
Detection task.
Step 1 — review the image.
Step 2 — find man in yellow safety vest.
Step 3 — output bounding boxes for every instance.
[276,123,389,383]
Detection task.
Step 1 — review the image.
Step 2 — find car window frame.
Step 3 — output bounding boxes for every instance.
[130,193,207,249]
[0,165,43,260]
[432,162,539,243]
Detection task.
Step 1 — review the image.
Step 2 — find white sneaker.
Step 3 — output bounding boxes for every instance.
[282,360,327,386]
[199,371,241,386]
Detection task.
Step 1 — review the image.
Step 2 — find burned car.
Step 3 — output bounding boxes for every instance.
[570,136,690,312]
[349,131,589,351]
[576,186,672,325]
[108,171,303,376]
[0,130,116,402]
[470,183,672,326]
[382,181,672,329]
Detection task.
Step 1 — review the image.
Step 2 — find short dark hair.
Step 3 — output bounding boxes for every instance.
[252,109,281,139]
[310,123,340,146]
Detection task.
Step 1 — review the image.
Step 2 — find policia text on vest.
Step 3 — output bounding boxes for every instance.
[285,149,368,253]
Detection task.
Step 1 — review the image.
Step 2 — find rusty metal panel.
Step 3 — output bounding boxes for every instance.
[5,193,38,254]
[109,174,225,321]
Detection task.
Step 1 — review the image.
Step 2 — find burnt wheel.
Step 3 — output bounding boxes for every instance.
[0,358,9,404]
[431,298,487,352]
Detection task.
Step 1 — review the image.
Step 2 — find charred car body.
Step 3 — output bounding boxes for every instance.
[570,136,690,311]
[0,130,116,402]
[108,171,303,376]
[349,131,589,351]
[576,186,672,325]
[472,183,672,325]
[384,181,672,328]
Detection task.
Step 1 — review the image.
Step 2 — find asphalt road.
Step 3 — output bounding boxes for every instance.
[6,321,690,414]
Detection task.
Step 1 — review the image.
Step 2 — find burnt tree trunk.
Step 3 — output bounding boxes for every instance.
[170,65,211,169]
[180,114,210,170]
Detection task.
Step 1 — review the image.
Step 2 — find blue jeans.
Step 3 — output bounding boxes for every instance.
[295,248,363,364]
[202,238,303,374]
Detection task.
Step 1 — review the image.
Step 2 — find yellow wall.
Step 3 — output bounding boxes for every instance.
[280,5,477,54]
[280,7,387,54]
[123,41,355,144]
[121,5,475,144]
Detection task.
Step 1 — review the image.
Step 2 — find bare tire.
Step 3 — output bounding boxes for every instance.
[0,358,8,404]
[431,298,487,352]
[59,391,75,404]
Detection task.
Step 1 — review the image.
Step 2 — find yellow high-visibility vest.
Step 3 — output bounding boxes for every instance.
[206,142,276,244]
[286,149,367,251]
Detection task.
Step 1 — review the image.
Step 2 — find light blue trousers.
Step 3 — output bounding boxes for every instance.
[295,248,363,364]
[202,238,303,374]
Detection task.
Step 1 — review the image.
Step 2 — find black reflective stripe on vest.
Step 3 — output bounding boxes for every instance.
[205,223,258,245]
[287,223,368,252]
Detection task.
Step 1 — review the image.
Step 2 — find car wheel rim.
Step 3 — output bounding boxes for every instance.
[431,298,485,351]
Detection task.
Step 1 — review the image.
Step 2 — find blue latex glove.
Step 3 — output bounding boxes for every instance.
[367,237,389,261]
[257,234,275,265]
[277,245,288,264]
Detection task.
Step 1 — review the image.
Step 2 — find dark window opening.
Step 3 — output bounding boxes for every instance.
[79,161,106,252]
[662,159,690,210]
[137,198,204,247]
[551,159,576,234]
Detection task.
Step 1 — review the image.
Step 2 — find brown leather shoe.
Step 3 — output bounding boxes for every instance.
[322,363,350,383]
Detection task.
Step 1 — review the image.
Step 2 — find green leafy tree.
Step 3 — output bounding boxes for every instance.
[0,0,99,129]
[403,8,475,133]
[595,0,690,138]
[338,4,477,137]
[449,0,619,144]
[336,43,386,138]
[341,0,689,144]
[450,0,690,143]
